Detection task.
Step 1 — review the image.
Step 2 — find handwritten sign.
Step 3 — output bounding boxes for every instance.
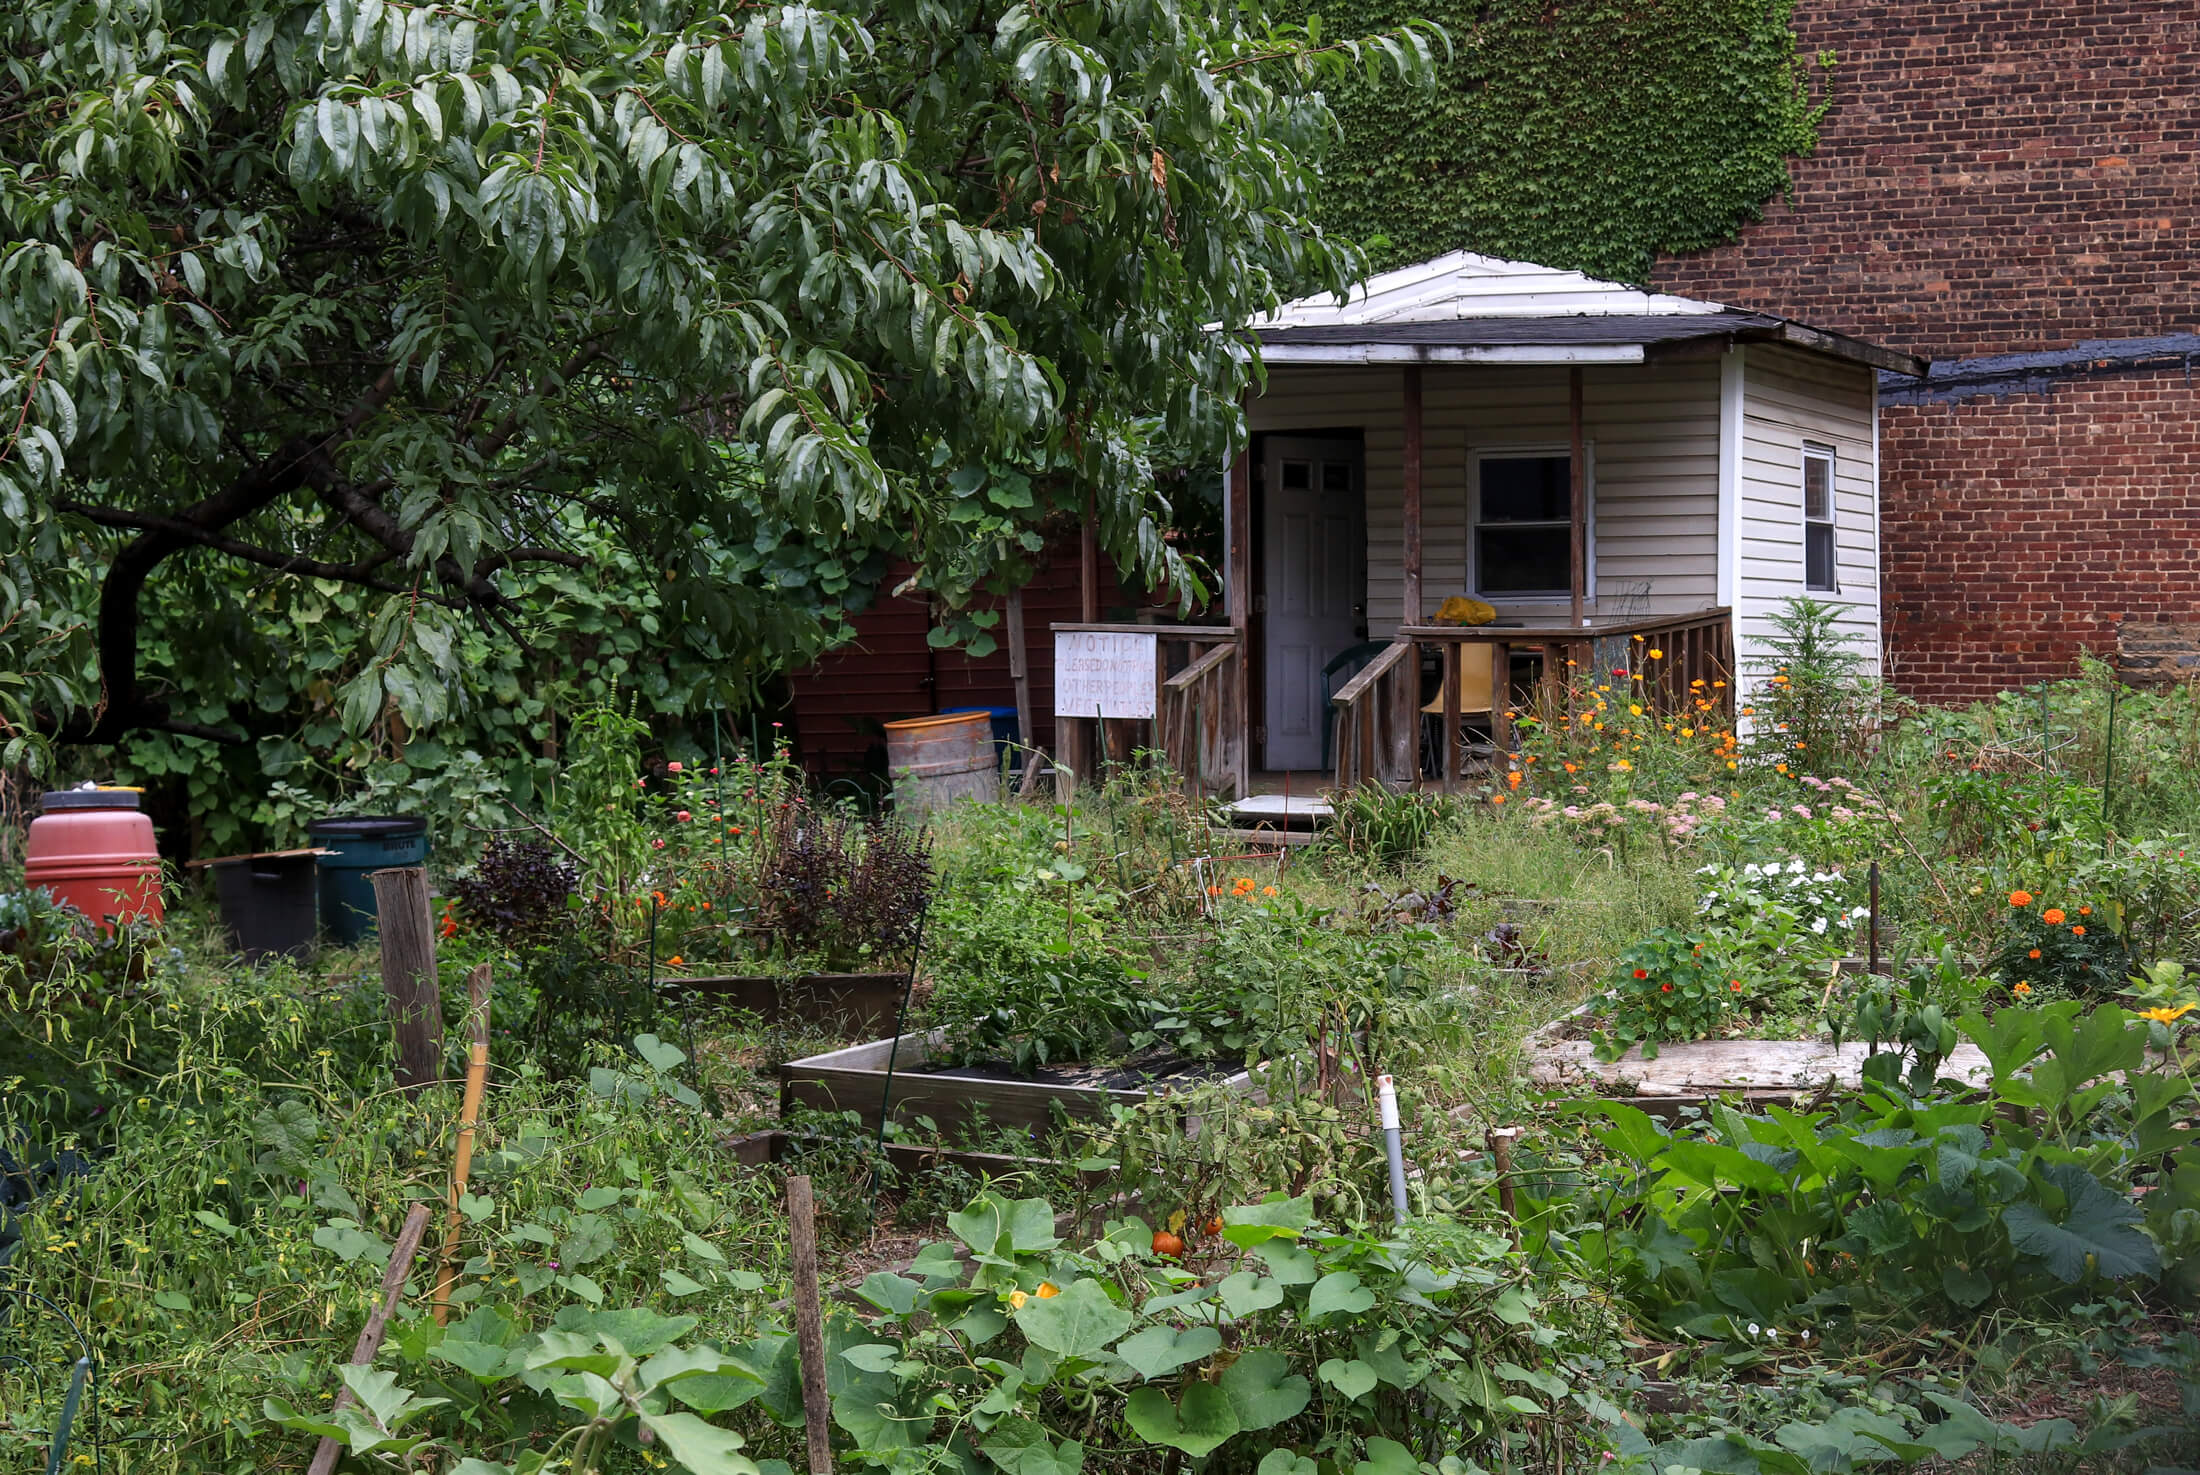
[1054,630,1157,720]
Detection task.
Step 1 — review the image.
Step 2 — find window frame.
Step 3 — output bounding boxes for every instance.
[1801,442,1839,593]
[1468,443,1596,602]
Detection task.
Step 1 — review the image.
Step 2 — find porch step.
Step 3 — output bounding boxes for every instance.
[1226,792,1333,828]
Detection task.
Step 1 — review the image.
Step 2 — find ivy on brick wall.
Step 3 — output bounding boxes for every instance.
[1299,0,1828,284]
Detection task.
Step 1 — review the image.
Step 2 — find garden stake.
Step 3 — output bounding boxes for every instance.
[432,963,493,1326]
[1376,1074,1410,1224]
[786,1175,834,1475]
[866,907,930,1214]
[1486,1127,1519,1246]
[307,1203,434,1475]
[2102,681,2119,833]
[1868,861,1881,976]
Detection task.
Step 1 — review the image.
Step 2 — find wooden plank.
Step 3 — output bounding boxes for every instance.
[1528,1036,1994,1096]
[1441,642,1461,793]
[1402,364,1423,626]
[1491,642,1512,751]
[370,867,443,1094]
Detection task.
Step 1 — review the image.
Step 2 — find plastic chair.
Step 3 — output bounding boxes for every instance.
[1320,640,1391,772]
[1420,643,1498,774]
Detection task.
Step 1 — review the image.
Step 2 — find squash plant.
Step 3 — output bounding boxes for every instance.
[1532,1002,2200,1342]
[826,1190,1642,1471]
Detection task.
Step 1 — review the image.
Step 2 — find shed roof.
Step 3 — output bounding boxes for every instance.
[1250,251,1926,378]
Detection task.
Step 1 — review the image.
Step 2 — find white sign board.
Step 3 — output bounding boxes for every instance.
[1054,630,1157,720]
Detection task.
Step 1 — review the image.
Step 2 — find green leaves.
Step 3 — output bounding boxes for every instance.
[1114,1324,1222,1380]
[2003,1164,2161,1282]
[1125,1382,1239,1455]
[1015,1278,1130,1359]
[1308,1271,1376,1319]
[1220,1349,1310,1429]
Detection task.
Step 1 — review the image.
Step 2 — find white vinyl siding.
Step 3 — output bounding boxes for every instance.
[1247,362,1721,635]
[1735,345,1880,679]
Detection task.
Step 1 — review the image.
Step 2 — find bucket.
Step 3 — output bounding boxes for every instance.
[308,816,428,944]
[884,711,996,819]
[25,788,163,931]
[210,852,320,962]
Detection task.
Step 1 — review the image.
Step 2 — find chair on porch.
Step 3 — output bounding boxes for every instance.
[1320,640,1391,773]
[1419,642,1497,776]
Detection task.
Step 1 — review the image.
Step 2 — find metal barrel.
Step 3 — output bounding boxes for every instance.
[884,711,997,819]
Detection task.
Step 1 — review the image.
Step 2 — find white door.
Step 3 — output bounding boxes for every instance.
[1261,438,1364,771]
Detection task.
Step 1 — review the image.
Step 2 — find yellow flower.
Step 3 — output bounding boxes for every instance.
[1036,1282,1061,1298]
[1610,759,1632,772]
[1647,648,1664,659]
[2139,1004,2195,1024]
[1629,704,1643,716]
[1009,1290,1029,1309]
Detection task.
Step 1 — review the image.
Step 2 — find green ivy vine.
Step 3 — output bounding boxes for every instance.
[1296,0,1831,284]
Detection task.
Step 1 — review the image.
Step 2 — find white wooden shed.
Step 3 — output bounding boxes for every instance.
[1052,251,1925,795]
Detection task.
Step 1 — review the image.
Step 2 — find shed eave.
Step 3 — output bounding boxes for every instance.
[1255,343,1648,365]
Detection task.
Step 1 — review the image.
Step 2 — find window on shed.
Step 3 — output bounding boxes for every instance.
[1475,453,1579,597]
[1802,445,1838,592]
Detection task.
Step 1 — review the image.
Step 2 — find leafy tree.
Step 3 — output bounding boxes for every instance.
[0,0,1436,770]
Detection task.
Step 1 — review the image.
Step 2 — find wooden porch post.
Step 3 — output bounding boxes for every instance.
[1226,446,1252,795]
[1569,367,1587,629]
[1397,365,1424,783]
[1005,587,1032,771]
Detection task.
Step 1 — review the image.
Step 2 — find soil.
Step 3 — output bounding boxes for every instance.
[917,1044,1242,1092]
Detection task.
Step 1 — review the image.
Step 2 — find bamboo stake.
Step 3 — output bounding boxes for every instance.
[433,963,494,1325]
[1487,1127,1520,1248]
[307,1202,434,1475]
[786,1175,833,1475]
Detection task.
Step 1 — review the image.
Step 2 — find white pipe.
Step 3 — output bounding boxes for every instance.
[1376,1074,1409,1225]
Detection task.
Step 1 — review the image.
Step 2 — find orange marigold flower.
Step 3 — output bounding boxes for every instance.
[2013,981,2034,997]
[2008,890,2034,907]
[1207,884,1223,896]
[2078,905,2092,916]
[666,955,683,967]
[1262,885,1278,897]
[652,889,668,907]
[2042,907,2065,925]
[1506,770,1523,788]
[1490,794,1507,805]
[2071,925,2086,936]
[2028,949,2042,960]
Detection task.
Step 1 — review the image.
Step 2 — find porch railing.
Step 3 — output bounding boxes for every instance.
[1332,607,1735,791]
[1051,624,1243,798]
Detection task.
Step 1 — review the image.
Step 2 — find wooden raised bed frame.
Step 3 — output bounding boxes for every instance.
[780,1030,1257,1140]
[669,971,908,1035]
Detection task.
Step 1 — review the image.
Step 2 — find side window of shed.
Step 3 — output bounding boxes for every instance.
[1802,445,1837,592]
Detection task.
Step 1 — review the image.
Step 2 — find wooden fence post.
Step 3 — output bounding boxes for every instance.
[371,867,443,1094]
[787,1175,834,1475]
[306,1203,433,1475]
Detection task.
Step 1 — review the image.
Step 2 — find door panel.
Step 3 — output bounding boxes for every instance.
[1261,438,1364,771]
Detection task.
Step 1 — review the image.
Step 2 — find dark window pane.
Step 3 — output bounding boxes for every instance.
[1281,460,1310,490]
[1804,454,1833,520]
[1322,461,1351,494]
[1806,523,1838,591]
[1479,527,1572,593]
[1481,456,1570,522]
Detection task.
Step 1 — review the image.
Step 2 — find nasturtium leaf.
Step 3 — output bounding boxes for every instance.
[1319,1357,1378,1398]
[1124,1382,1239,1455]
[1307,1271,1376,1319]
[1016,1278,1129,1358]
[1114,1324,1222,1380]
[1221,1348,1311,1430]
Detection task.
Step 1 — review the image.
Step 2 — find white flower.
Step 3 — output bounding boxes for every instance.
[1810,917,1828,935]
[1746,1322,1761,1338]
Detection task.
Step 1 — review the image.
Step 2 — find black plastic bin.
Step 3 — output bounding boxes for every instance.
[209,850,320,962]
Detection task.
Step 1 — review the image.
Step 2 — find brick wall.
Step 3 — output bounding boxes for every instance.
[1880,371,2200,701]
[1653,0,2200,700]
[1653,0,2200,358]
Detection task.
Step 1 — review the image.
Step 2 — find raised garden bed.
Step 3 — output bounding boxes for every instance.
[668,971,908,1034]
[780,1030,1257,1140]
[1522,988,1994,1115]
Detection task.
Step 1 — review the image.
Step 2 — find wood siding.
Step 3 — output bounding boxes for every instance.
[1736,345,1882,679]
[1247,363,1723,635]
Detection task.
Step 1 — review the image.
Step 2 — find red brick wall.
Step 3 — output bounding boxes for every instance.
[1880,373,2200,701]
[1652,0,2200,700]
[1653,0,2200,357]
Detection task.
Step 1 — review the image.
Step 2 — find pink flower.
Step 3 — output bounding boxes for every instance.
[676,810,692,822]
[1792,805,1813,819]
[652,838,667,849]
[667,761,684,773]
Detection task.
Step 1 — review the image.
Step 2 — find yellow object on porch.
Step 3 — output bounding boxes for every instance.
[1421,642,1497,717]
[1430,596,1497,627]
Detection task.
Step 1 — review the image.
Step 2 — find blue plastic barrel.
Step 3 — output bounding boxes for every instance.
[941,706,1020,768]
[308,816,428,944]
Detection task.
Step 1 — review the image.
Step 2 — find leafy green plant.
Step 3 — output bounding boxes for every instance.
[1988,889,2130,1000]
[1744,597,1878,775]
[1594,929,1742,1060]
[1323,788,1460,868]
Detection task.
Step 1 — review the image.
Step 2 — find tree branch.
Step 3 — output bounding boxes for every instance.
[54,501,460,605]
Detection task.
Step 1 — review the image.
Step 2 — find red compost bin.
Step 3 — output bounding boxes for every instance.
[25,788,164,930]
